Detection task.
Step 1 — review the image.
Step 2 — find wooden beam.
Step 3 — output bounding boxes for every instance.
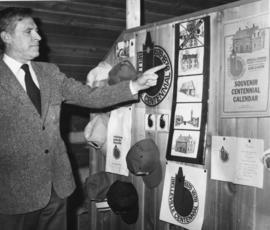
[126,0,141,29]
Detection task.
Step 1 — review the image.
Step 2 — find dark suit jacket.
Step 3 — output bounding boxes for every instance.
[0,60,137,214]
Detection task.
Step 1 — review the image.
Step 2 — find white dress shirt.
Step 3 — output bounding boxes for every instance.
[2,54,40,91]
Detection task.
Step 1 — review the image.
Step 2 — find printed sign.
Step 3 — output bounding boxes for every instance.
[222,13,270,117]
[106,106,132,176]
[211,136,264,188]
[137,32,173,106]
[116,38,135,58]
[160,162,207,230]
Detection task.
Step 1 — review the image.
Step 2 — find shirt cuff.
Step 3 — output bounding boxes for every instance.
[129,80,139,95]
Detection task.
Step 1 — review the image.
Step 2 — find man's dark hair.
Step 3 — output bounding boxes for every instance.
[0,7,32,51]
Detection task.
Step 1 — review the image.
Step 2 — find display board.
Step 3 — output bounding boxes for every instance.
[166,16,210,164]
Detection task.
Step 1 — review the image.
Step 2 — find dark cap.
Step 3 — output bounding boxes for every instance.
[126,138,162,189]
[106,180,138,224]
[85,171,112,201]
[108,60,137,85]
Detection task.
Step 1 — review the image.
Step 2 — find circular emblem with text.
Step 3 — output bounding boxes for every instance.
[140,46,172,106]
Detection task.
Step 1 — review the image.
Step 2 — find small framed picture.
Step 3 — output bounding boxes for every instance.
[177,75,203,102]
[174,103,202,130]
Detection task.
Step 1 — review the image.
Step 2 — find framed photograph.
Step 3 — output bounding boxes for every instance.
[170,130,200,159]
[178,47,204,76]
[174,103,202,130]
[177,75,204,102]
[179,18,205,49]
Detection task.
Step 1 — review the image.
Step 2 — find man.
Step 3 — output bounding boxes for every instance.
[0,7,164,230]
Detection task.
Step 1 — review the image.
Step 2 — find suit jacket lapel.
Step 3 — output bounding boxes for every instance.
[0,60,40,116]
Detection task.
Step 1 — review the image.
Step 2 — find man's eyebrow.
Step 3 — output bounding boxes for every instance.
[23,26,38,31]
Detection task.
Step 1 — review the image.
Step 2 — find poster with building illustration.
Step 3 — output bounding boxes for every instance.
[166,16,209,164]
[222,13,270,117]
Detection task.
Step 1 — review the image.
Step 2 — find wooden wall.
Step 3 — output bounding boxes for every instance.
[89,0,270,229]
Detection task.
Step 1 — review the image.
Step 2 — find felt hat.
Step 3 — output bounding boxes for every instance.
[108,60,137,85]
[86,61,112,87]
[84,114,109,149]
[126,138,162,189]
[106,180,139,224]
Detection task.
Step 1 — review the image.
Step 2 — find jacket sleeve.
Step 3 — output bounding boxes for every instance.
[51,63,139,109]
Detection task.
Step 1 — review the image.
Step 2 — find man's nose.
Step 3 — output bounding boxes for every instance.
[33,31,41,41]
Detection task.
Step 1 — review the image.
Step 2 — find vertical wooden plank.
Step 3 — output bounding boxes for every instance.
[256,117,270,230]
[213,3,256,228]
[132,28,148,230]
[203,11,222,230]
[141,27,158,230]
[129,25,170,230]
[254,1,270,228]
[155,22,175,230]
[88,147,98,230]
[126,0,141,29]
[216,10,238,224]
[215,119,237,230]
[234,118,257,230]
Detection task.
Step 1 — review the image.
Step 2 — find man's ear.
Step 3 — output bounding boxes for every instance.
[0,31,11,44]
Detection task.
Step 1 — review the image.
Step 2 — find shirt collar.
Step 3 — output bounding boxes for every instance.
[3,54,31,76]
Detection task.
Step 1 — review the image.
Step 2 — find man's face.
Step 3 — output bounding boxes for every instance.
[3,17,41,63]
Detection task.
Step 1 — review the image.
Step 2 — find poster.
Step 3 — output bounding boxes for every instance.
[160,162,207,230]
[116,38,135,58]
[211,136,264,188]
[105,106,132,176]
[166,16,210,164]
[222,13,270,117]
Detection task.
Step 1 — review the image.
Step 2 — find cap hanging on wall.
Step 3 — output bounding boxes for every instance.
[108,60,138,85]
[126,138,162,189]
[85,171,112,201]
[106,180,139,224]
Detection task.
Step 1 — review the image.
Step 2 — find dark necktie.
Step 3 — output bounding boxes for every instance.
[21,64,41,115]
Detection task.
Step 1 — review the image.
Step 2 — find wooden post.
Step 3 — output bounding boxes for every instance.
[126,0,141,29]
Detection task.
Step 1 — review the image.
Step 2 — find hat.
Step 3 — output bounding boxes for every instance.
[108,60,137,85]
[85,171,112,201]
[126,138,162,189]
[84,114,109,149]
[86,61,112,87]
[106,180,138,224]
[173,167,193,217]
